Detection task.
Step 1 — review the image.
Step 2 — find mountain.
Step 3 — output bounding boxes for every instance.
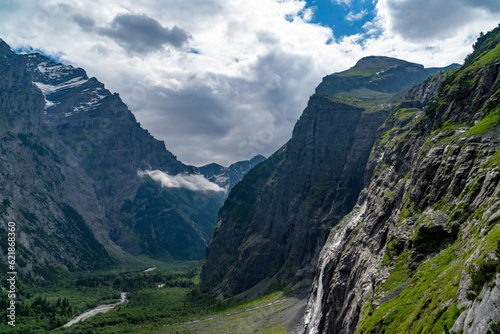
[200,55,459,297]
[0,40,260,277]
[0,40,115,273]
[315,56,459,97]
[195,154,267,197]
[301,25,500,334]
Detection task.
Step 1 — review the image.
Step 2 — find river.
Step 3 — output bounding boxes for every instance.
[63,292,127,328]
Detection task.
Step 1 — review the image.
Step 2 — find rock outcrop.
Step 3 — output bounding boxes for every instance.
[201,56,457,297]
[302,25,500,334]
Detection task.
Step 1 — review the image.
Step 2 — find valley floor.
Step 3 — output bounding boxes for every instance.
[0,260,307,333]
[158,292,307,334]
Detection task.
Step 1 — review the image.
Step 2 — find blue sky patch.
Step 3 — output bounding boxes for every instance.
[304,0,377,38]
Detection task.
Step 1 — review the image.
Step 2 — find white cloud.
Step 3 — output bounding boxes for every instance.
[332,0,354,6]
[0,0,498,166]
[375,0,498,41]
[138,170,224,192]
[346,9,368,22]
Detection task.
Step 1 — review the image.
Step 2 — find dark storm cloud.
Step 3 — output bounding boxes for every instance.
[127,48,317,166]
[137,85,232,138]
[384,0,498,41]
[463,0,500,12]
[72,14,96,32]
[99,13,191,54]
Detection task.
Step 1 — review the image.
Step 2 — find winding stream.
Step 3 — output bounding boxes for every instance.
[63,292,127,328]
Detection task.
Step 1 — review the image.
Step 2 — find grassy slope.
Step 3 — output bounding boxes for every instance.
[355,26,500,334]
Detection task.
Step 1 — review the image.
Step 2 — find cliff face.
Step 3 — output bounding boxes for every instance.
[0,40,114,273]
[302,26,500,334]
[0,40,258,276]
[201,56,455,297]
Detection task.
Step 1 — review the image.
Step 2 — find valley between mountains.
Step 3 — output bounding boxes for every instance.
[0,24,499,334]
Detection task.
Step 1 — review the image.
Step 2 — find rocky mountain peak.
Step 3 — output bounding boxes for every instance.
[201,55,457,298]
[0,39,11,53]
[0,43,45,132]
[24,53,111,126]
[315,55,460,97]
[0,40,260,275]
[193,154,266,197]
[353,55,423,71]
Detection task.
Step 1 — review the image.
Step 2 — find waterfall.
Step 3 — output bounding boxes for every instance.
[301,202,366,334]
[304,257,328,334]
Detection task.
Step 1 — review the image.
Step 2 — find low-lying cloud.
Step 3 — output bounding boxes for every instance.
[138,170,224,192]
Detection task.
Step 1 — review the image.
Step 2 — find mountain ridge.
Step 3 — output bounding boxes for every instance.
[0,42,264,277]
[201,54,458,297]
[194,154,267,197]
[315,55,460,97]
[302,25,500,334]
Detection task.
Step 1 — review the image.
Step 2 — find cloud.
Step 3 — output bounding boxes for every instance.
[376,0,498,41]
[136,84,232,138]
[346,10,368,22]
[99,13,191,54]
[332,0,354,6]
[256,30,280,45]
[131,47,315,166]
[464,0,500,12]
[0,1,20,13]
[72,14,95,32]
[0,0,497,166]
[138,170,224,192]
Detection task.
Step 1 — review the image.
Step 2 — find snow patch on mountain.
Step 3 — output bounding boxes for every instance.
[34,77,89,95]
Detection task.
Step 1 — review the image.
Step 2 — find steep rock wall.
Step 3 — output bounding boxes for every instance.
[202,97,388,296]
[201,56,455,297]
[302,27,500,334]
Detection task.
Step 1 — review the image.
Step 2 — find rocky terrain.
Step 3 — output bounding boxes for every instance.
[0,39,261,277]
[302,25,500,333]
[1,21,499,334]
[201,54,459,297]
[195,154,267,197]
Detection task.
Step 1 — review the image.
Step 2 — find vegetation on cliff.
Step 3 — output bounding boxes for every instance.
[306,24,500,334]
[202,53,457,298]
